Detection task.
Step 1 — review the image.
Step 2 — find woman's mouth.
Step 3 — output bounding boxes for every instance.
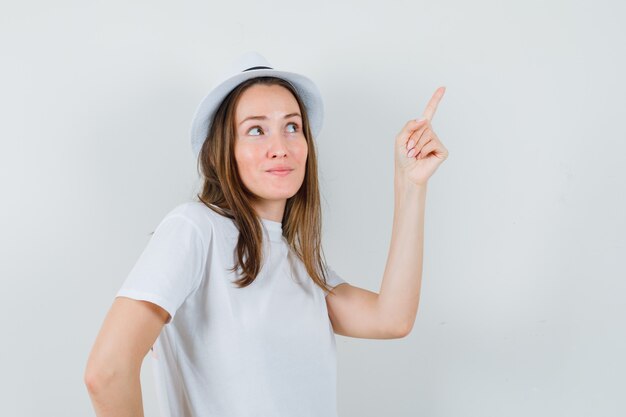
[266,169,293,176]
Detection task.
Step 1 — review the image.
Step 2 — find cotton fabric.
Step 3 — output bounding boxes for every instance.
[115,201,347,417]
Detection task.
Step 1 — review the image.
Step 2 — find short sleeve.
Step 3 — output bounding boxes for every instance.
[323,264,348,297]
[115,214,208,324]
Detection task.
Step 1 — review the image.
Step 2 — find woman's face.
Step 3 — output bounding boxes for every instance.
[234,83,308,217]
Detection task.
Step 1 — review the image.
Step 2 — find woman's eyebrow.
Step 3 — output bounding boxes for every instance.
[239,113,302,126]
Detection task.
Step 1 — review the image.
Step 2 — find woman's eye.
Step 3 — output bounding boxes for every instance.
[248,126,263,136]
[247,123,299,136]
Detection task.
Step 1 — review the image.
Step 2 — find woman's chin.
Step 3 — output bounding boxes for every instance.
[255,188,300,201]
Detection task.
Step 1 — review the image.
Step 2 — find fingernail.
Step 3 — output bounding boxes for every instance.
[407,149,416,158]
[407,140,415,149]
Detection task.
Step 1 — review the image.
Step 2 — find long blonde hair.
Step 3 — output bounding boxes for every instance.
[195,76,337,295]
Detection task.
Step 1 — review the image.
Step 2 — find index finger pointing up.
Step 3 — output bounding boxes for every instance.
[421,86,446,122]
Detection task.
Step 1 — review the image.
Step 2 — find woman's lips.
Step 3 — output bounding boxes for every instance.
[266,169,293,176]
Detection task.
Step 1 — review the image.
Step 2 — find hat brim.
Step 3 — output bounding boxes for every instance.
[190,68,324,158]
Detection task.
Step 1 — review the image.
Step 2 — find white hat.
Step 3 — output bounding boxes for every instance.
[189,51,324,159]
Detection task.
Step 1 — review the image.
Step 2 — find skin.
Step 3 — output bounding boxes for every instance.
[327,86,449,339]
[234,84,308,222]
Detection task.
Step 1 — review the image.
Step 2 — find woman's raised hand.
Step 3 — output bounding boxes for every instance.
[394,86,449,187]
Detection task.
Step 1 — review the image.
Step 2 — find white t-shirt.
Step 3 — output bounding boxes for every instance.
[115,201,347,417]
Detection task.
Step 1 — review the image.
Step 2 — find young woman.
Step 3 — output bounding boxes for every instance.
[84,51,448,417]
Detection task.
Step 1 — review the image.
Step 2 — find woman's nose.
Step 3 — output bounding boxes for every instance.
[267,132,288,157]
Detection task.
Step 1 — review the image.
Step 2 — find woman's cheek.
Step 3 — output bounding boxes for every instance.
[296,138,308,161]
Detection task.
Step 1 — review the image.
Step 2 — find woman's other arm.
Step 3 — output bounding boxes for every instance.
[326,182,427,339]
[327,87,448,339]
[377,181,427,336]
[84,297,170,417]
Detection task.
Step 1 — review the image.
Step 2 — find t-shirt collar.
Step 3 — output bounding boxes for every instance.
[260,217,283,242]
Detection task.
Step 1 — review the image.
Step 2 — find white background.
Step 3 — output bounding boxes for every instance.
[1,0,624,416]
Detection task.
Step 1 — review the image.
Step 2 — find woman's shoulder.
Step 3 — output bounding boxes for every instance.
[162,200,235,236]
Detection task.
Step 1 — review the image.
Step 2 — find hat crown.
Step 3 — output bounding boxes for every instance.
[214,51,273,85]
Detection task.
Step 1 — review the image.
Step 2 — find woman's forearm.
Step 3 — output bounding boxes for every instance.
[378,175,427,335]
[85,371,145,417]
